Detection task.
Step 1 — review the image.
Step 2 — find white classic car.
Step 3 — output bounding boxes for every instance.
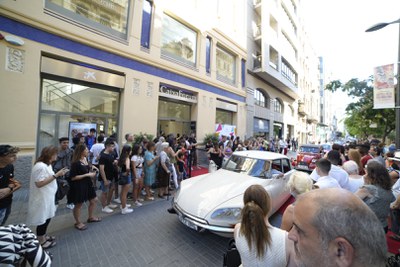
[172,150,294,237]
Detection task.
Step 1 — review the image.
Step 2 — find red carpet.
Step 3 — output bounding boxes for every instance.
[387,230,400,254]
[190,166,209,177]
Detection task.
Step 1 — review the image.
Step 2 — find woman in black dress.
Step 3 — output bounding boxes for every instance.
[68,144,100,230]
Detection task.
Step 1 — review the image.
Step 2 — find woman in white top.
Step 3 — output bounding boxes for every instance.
[281,171,314,232]
[27,146,69,249]
[131,144,144,207]
[342,160,364,193]
[234,184,297,267]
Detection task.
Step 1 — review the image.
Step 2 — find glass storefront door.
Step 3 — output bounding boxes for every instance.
[158,98,191,136]
[38,78,120,153]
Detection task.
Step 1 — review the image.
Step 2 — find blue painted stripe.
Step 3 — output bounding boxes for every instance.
[0,15,245,102]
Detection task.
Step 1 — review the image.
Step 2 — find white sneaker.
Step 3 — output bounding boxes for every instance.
[108,204,118,209]
[102,206,113,213]
[113,198,121,204]
[120,204,131,209]
[135,201,143,207]
[121,207,133,214]
[138,198,144,202]
[66,204,74,209]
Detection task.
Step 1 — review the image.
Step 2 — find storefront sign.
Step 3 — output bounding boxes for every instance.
[159,84,197,103]
[215,123,236,137]
[216,99,237,112]
[41,57,125,88]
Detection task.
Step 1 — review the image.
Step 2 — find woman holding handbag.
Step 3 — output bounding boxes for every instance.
[67,144,100,231]
[118,145,133,214]
[27,146,69,249]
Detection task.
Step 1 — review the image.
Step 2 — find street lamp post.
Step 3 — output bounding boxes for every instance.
[366,18,400,148]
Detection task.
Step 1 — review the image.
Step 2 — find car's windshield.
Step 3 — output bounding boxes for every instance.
[299,146,320,153]
[222,155,273,178]
[322,144,331,150]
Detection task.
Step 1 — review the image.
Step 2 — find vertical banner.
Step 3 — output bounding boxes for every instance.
[373,64,395,109]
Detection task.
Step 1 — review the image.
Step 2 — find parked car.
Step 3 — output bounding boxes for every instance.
[295,144,323,171]
[321,143,332,154]
[171,150,294,237]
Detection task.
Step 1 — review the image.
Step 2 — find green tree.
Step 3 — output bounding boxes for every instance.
[325,77,395,142]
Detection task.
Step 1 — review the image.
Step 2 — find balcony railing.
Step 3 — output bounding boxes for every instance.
[253,55,262,69]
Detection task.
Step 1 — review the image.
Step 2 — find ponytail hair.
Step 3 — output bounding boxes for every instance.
[240,185,272,258]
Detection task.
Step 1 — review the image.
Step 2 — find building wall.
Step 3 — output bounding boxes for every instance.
[0,0,247,162]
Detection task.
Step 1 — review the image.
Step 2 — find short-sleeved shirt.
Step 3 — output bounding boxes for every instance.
[315,176,341,189]
[131,155,144,168]
[0,165,14,209]
[99,152,116,181]
[90,143,105,165]
[53,148,73,172]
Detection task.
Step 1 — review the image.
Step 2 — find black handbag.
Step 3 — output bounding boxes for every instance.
[222,239,241,267]
[55,177,70,203]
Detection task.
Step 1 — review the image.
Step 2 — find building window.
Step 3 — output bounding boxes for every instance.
[161,14,197,66]
[281,59,297,85]
[216,109,233,125]
[254,89,269,108]
[45,0,130,39]
[241,59,246,87]
[216,46,236,84]
[141,0,153,48]
[274,99,283,113]
[206,36,212,73]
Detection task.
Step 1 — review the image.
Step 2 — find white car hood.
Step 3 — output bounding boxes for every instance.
[176,169,274,218]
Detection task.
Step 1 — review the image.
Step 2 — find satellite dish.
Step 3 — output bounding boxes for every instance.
[4,35,24,46]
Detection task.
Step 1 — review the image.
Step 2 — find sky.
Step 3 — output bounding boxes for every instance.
[301,0,400,131]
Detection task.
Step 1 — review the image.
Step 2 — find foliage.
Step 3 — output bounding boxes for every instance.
[325,77,395,142]
[133,132,155,145]
[203,133,219,145]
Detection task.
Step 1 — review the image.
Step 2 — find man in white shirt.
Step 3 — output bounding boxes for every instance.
[310,150,350,190]
[90,135,105,167]
[314,159,340,189]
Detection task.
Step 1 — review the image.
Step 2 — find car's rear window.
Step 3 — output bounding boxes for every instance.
[299,146,320,153]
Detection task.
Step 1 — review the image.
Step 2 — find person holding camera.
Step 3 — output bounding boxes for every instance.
[67,144,100,231]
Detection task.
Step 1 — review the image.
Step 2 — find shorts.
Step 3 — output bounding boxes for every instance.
[0,205,11,226]
[99,180,113,193]
[134,168,143,180]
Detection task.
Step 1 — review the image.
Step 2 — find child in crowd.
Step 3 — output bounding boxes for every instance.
[176,152,186,184]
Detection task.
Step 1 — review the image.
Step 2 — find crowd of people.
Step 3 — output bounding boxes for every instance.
[2,131,400,266]
[234,140,400,266]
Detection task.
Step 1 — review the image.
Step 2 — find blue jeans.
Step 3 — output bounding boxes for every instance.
[0,205,11,226]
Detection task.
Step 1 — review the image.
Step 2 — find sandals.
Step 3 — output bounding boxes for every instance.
[87,217,102,223]
[45,235,56,242]
[74,223,87,231]
[40,240,56,249]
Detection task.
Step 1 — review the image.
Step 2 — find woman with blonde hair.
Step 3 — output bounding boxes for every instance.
[348,148,364,175]
[234,185,296,266]
[281,171,313,231]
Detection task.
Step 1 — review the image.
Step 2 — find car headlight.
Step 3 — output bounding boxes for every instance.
[210,208,242,224]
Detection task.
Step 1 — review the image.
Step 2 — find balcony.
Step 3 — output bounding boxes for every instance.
[306,114,319,124]
[254,0,262,16]
[298,101,307,117]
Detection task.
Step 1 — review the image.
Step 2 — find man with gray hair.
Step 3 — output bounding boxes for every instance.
[288,188,387,267]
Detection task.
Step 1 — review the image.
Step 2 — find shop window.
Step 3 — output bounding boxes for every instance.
[141,0,153,48]
[206,36,212,74]
[45,0,130,39]
[41,79,119,115]
[158,100,191,121]
[161,14,197,67]
[216,109,233,125]
[216,46,236,84]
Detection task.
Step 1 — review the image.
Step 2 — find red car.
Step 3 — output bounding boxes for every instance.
[295,144,323,171]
